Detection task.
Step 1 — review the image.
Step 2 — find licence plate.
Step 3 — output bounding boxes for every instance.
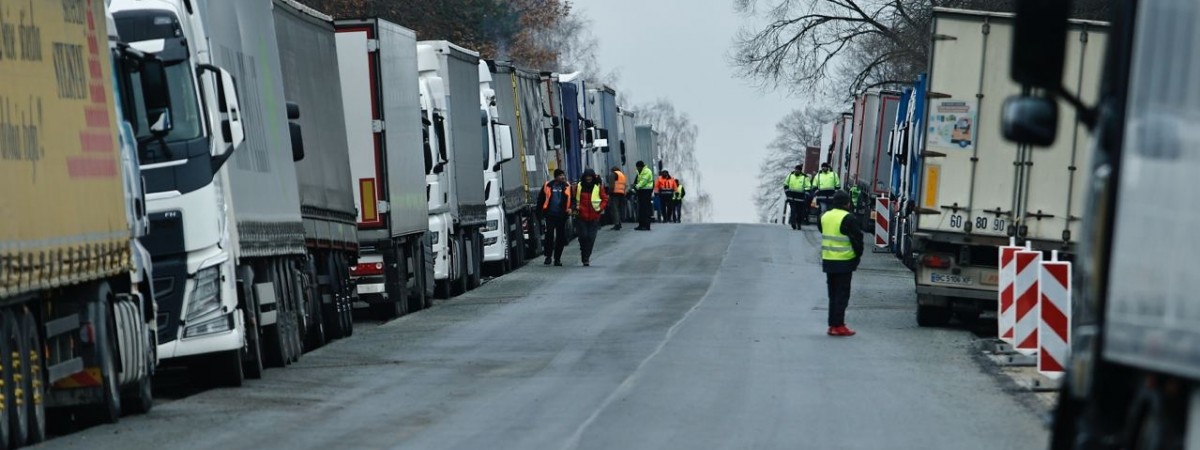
[931,273,974,285]
[356,284,385,294]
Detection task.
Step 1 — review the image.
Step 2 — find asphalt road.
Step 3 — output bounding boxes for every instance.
[38,223,1048,450]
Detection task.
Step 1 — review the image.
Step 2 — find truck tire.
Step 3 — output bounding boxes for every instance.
[0,312,13,450]
[468,231,482,289]
[454,235,469,296]
[302,260,326,350]
[20,311,45,444]
[78,292,120,427]
[916,304,953,327]
[322,257,345,340]
[204,350,244,388]
[406,240,426,314]
[238,266,264,380]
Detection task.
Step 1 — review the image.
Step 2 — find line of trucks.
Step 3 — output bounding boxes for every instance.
[825,2,1200,445]
[1,0,661,445]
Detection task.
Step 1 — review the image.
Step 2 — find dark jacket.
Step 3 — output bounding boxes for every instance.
[537,180,571,217]
[819,208,864,273]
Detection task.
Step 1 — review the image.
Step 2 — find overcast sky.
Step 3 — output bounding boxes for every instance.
[575,0,799,223]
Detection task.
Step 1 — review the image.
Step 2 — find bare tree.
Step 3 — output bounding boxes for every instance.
[637,99,712,223]
[753,107,837,223]
[731,0,1111,98]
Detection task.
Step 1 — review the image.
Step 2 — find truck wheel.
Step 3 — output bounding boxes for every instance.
[262,320,287,368]
[19,311,45,444]
[239,267,264,379]
[457,235,471,295]
[916,304,953,327]
[78,292,120,427]
[323,257,346,340]
[206,350,244,388]
[120,345,154,415]
[468,232,482,289]
[407,241,426,314]
[0,312,13,450]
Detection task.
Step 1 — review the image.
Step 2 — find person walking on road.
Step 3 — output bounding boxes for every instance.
[654,170,677,223]
[813,163,841,214]
[671,181,685,223]
[820,191,863,337]
[634,161,654,230]
[784,165,811,230]
[608,166,627,230]
[574,169,609,266]
[537,169,572,266]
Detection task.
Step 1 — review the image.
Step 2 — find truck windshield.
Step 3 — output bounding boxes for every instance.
[129,60,204,164]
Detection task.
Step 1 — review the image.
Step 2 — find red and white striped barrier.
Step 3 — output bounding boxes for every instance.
[1013,248,1043,355]
[997,241,1024,345]
[874,196,890,248]
[1038,251,1071,378]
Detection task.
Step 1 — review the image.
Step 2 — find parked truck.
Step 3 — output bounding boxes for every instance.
[848,90,902,197]
[273,0,357,339]
[1,0,169,441]
[478,62,518,275]
[335,18,431,318]
[490,62,551,260]
[110,0,258,384]
[418,41,486,297]
[1002,0,1200,446]
[905,8,1106,326]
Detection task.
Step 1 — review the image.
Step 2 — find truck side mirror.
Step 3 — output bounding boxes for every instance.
[1011,0,1070,89]
[139,57,174,137]
[496,124,515,163]
[1002,96,1059,146]
[215,67,244,150]
[1003,0,1070,146]
[286,101,304,161]
[545,127,563,149]
[597,128,609,153]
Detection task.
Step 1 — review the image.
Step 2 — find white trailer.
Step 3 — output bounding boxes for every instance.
[910,8,1107,325]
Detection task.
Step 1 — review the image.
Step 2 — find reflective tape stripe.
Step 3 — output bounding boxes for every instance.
[822,245,853,252]
[824,236,850,242]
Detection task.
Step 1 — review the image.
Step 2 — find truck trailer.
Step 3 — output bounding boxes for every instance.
[0,1,170,440]
[490,62,552,260]
[418,41,487,298]
[273,0,358,340]
[906,8,1106,326]
[849,90,902,196]
[336,18,431,318]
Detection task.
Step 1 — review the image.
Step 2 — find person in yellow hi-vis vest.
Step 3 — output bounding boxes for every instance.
[573,169,609,266]
[820,191,864,337]
[634,161,655,230]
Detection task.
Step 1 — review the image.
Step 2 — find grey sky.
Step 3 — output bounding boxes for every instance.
[576,0,798,223]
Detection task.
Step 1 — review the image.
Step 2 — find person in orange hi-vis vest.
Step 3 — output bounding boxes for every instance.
[608,166,627,230]
[654,171,677,223]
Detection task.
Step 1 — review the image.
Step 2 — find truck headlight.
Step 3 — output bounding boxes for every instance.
[483,237,498,246]
[483,220,499,232]
[186,266,222,320]
[184,313,232,338]
[431,232,440,245]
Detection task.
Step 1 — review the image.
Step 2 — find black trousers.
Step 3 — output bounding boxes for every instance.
[637,189,653,228]
[657,193,673,222]
[610,193,625,227]
[577,220,599,261]
[543,215,568,261]
[787,199,805,229]
[671,200,682,222]
[826,272,853,327]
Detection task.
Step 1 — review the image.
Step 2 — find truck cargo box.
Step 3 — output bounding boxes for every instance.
[917,8,1106,245]
[515,69,550,191]
[1,0,132,297]
[274,0,357,249]
[420,41,486,226]
[850,91,901,194]
[203,0,306,258]
[338,19,429,239]
[635,125,659,172]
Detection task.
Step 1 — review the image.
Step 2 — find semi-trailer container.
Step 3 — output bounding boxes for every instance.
[273,0,358,339]
[335,18,431,318]
[907,8,1106,325]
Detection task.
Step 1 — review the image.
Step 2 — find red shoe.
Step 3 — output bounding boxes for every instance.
[837,325,856,336]
[827,327,839,336]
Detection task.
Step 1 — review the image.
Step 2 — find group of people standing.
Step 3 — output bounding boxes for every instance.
[535,161,685,267]
[784,163,864,337]
[784,162,843,230]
